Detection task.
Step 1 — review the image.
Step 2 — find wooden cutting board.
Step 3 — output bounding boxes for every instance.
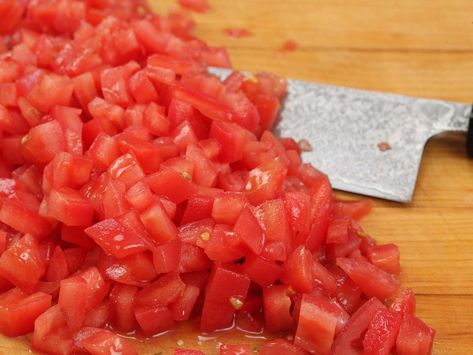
[1,0,472,354]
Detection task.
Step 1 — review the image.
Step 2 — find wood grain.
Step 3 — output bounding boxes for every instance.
[1,0,472,354]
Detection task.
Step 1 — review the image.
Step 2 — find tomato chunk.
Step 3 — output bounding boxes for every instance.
[0,289,51,337]
[0,234,45,293]
[396,314,435,355]
[336,257,400,300]
[201,265,250,331]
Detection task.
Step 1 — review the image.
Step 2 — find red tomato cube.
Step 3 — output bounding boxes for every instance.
[201,265,250,332]
[0,288,51,337]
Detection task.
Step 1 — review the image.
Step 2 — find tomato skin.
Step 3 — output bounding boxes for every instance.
[0,288,52,337]
[201,265,251,332]
[0,234,45,293]
[363,308,402,355]
[336,257,400,300]
[395,314,435,355]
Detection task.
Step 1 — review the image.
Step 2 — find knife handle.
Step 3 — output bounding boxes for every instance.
[467,105,473,157]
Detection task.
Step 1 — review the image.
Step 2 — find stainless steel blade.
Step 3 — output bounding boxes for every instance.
[209,68,472,202]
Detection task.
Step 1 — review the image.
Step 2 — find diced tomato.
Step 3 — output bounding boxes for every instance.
[234,208,265,254]
[201,265,250,332]
[0,288,51,337]
[326,232,362,261]
[140,200,178,244]
[85,217,149,259]
[367,243,401,274]
[0,234,45,293]
[22,120,66,164]
[20,70,74,113]
[51,106,83,155]
[363,308,402,355]
[255,199,293,258]
[181,195,214,224]
[72,72,98,112]
[390,289,416,318]
[246,159,287,205]
[212,192,247,225]
[144,101,171,136]
[333,199,373,220]
[169,284,200,321]
[129,70,159,104]
[46,246,69,282]
[0,1,24,34]
[58,267,108,331]
[263,285,293,333]
[108,153,145,188]
[186,143,218,187]
[153,238,182,274]
[117,132,162,174]
[294,293,338,354]
[282,245,313,293]
[243,255,281,287]
[32,305,73,355]
[74,327,137,355]
[332,297,385,355]
[396,314,435,355]
[47,187,94,226]
[109,284,138,331]
[336,257,400,300]
[147,168,196,204]
[0,1,434,351]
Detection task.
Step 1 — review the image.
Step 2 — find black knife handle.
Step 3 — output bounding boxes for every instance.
[467,105,473,157]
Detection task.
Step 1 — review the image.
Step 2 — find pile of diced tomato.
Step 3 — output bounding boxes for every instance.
[0,0,435,354]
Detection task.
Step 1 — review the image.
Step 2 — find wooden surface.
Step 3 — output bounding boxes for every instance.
[2,0,473,354]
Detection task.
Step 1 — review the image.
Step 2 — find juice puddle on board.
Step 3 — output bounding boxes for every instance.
[127,317,280,354]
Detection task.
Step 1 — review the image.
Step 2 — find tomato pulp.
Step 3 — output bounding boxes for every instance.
[0,0,434,354]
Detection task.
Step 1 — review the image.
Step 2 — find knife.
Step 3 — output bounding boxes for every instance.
[209,67,473,203]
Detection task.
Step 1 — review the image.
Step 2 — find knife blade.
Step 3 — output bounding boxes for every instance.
[209,67,473,202]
